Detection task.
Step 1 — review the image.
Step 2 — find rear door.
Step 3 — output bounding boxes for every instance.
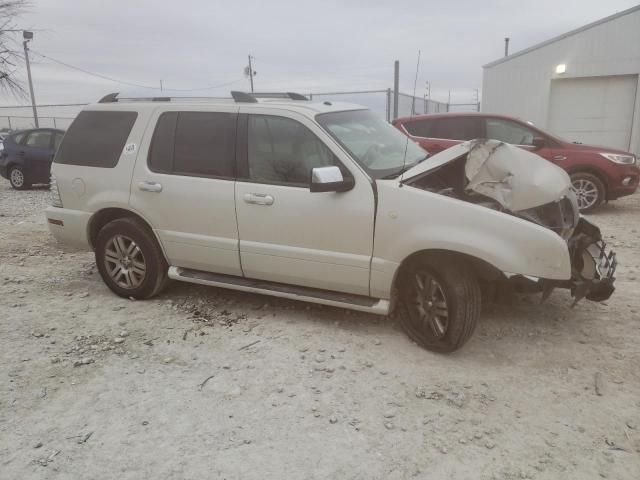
[22,130,54,182]
[234,109,375,296]
[129,108,242,275]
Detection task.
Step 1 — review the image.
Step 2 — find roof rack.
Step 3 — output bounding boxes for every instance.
[98,91,309,104]
[98,92,171,103]
[252,92,309,100]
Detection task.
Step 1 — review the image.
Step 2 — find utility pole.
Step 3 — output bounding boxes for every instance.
[22,31,38,128]
[248,55,255,93]
[393,60,399,120]
[160,79,163,91]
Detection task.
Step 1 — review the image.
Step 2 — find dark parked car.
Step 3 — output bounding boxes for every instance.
[393,113,639,212]
[0,128,65,190]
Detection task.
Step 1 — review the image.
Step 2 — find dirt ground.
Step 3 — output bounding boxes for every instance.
[0,181,639,480]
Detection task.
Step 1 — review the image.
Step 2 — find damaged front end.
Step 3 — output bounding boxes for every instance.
[402,139,616,303]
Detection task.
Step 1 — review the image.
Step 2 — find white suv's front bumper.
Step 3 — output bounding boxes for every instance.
[45,206,93,250]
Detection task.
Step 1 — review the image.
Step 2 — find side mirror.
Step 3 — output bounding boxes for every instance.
[531,137,546,150]
[310,166,354,193]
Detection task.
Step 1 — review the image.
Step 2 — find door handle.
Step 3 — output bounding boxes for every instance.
[244,193,274,205]
[553,155,567,161]
[138,181,163,192]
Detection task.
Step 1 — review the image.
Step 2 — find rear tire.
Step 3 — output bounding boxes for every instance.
[9,165,30,190]
[571,172,605,213]
[95,217,168,299]
[397,255,481,353]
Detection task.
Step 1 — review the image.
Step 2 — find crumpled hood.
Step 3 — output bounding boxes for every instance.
[402,139,572,211]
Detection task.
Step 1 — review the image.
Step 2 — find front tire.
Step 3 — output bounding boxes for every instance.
[397,256,481,353]
[571,172,605,213]
[95,217,168,299]
[9,165,30,190]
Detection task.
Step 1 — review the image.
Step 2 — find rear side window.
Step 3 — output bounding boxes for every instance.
[403,119,434,138]
[148,111,236,178]
[55,111,137,168]
[12,132,26,144]
[53,133,64,151]
[429,117,482,140]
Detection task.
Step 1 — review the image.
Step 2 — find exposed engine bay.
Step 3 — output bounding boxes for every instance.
[402,139,616,303]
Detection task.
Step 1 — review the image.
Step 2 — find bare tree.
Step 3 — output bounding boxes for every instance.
[0,1,28,95]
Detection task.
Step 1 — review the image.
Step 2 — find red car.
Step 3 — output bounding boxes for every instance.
[393,113,639,212]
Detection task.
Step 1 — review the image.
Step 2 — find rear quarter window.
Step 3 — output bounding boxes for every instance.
[55,111,138,168]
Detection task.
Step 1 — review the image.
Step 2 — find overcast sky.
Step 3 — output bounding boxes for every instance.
[2,0,639,112]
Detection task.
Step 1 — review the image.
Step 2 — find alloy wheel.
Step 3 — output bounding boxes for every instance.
[572,178,599,211]
[10,168,24,188]
[104,234,146,289]
[409,270,449,338]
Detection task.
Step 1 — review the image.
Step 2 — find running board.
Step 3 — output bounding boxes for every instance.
[168,266,390,315]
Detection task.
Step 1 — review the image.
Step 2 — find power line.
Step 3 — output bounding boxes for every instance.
[31,50,242,92]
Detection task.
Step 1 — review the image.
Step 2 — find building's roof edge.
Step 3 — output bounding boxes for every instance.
[482,4,640,69]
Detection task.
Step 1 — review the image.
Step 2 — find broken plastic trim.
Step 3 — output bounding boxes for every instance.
[537,218,616,305]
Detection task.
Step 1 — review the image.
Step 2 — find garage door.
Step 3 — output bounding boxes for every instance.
[548,75,637,151]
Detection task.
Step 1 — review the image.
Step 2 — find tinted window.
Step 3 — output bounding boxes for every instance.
[403,119,434,138]
[148,111,235,178]
[486,118,536,145]
[12,132,26,144]
[53,133,64,151]
[247,115,338,186]
[148,112,177,173]
[55,111,137,167]
[430,117,482,140]
[25,131,52,148]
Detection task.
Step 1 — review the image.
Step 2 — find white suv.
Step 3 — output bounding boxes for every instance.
[46,92,616,352]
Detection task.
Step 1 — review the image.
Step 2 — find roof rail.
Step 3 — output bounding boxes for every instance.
[98,93,171,103]
[97,91,309,104]
[230,91,258,103]
[252,92,309,100]
[98,92,119,103]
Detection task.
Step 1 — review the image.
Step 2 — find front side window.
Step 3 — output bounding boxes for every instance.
[25,131,52,148]
[486,118,536,146]
[55,111,138,168]
[247,115,338,186]
[148,111,235,178]
[317,109,427,179]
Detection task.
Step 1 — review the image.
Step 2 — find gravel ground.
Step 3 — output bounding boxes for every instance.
[1,181,639,479]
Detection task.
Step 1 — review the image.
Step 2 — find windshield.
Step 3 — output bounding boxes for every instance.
[316,109,427,179]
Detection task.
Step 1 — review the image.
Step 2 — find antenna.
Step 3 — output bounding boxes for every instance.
[399,49,421,186]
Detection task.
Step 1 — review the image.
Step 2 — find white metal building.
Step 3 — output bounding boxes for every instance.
[482,5,640,156]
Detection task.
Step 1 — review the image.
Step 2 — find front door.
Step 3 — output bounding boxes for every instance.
[234,110,375,296]
[130,108,242,275]
[484,117,556,161]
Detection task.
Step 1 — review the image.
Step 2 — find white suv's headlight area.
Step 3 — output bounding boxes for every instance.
[50,174,63,207]
[599,152,636,165]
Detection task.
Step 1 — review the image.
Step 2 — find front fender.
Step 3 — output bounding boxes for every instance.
[371,181,571,297]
